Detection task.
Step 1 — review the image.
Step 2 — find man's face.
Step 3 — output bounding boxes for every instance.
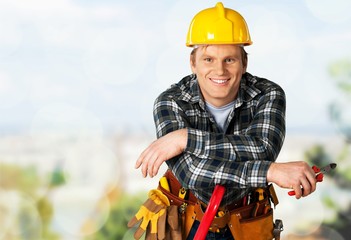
[190,45,246,107]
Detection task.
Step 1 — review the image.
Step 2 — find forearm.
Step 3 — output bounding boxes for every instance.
[186,127,283,162]
[157,123,283,165]
[168,153,272,189]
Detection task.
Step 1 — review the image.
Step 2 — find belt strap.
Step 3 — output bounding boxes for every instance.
[194,201,231,232]
[183,204,196,239]
[268,184,279,207]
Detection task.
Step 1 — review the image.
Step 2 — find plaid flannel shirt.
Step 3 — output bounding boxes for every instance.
[153,72,286,205]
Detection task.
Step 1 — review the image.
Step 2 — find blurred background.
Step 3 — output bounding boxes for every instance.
[0,0,350,239]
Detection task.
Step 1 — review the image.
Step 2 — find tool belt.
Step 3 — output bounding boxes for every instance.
[158,170,283,240]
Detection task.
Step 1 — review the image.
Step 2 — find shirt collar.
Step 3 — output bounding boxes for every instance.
[236,72,261,106]
[189,77,207,110]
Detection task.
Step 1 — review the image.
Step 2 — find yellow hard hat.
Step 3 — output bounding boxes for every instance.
[186,2,252,47]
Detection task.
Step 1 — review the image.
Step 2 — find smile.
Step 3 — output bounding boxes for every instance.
[210,78,229,84]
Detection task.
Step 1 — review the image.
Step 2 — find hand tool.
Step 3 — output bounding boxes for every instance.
[273,219,284,240]
[288,163,337,196]
[178,187,187,199]
[263,204,271,214]
[242,195,248,206]
[256,188,265,201]
[251,202,260,217]
[159,176,170,192]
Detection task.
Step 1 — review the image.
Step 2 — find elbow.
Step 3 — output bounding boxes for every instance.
[260,138,280,162]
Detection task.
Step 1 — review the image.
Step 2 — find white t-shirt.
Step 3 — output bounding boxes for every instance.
[205,101,235,132]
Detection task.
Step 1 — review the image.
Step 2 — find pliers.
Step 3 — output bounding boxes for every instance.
[288,164,334,196]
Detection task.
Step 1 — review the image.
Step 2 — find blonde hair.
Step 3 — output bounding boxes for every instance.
[190,45,248,68]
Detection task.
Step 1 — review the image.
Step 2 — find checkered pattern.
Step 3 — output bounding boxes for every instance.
[153,72,286,205]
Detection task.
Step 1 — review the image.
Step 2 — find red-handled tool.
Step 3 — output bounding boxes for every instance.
[288,163,337,196]
[194,185,226,240]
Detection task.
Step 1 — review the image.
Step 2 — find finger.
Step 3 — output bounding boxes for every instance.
[293,184,303,199]
[307,171,317,193]
[135,155,143,169]
[144,151,157,178]
[141,158,149,178]
[307,178,317,194]
[152,158,164,177]
[301,168,317,196]
[148,160,154,178]
[135,148,149,169]
[148,148,164,177]
[300,177,312,197]
[141,151,153,178]
[148,155,159,178]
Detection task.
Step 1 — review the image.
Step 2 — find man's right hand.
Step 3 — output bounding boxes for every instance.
[135,129,188,178]
[267,161,317,199]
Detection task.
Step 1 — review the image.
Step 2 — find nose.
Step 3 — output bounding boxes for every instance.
[215,62,225,75]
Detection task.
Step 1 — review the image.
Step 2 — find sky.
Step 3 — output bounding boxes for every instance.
[0,0,351,137]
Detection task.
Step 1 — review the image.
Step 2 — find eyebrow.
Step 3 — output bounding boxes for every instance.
[201,53,239,59]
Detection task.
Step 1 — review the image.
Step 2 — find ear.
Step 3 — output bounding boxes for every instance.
[243,59,248,74]
[190,55,196,74]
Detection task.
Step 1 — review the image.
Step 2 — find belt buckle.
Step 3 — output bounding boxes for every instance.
[179,202,188,214]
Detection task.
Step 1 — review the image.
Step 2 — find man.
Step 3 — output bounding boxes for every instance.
[134,2,317,239]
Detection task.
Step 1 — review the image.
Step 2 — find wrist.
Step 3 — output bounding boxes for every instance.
[179,128,188,151]
[267,162,276,183]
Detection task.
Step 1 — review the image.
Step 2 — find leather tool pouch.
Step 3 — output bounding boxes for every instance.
[228,198,274,240]
[228,184,280,240]
[157,170,197,239]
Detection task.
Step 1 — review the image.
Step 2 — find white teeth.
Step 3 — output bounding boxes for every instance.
[211,79,228,84]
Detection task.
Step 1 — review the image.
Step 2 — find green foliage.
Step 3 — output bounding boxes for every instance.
[0,163,62,240]
[304,144,332,168]
[322,195,337,209]
[48,166,66,188]
[305,56,351,237]
[0,163,40,195]
[84,191,146,240]
[328,58,351,141]
[328,59,351,95]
